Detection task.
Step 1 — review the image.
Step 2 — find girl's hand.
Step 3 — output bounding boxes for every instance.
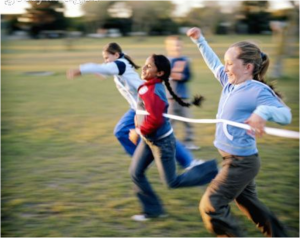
[245,113,266,137]
[134,115,138,127]
[129,129,139,145]
[66,69,81,79]
[186,27,202,40]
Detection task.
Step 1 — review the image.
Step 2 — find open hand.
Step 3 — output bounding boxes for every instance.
[66,69,81,79]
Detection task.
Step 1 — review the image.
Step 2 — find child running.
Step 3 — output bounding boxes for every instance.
[66,42,215,170]
[129,54,218,221]
[187,27,291,237]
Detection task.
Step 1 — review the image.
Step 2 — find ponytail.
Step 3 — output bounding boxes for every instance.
[152,54,204,107]
[103,42,140,69]
[123,54,140,70]
[231,41,283,99]
[253,53,283,99]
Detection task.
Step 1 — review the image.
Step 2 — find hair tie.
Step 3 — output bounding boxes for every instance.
[119,53,124,58]
[260,52,266,60]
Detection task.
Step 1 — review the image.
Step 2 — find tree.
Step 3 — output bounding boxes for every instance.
[82,1,114,33]
[127,1,176,35]
[184,2,225,35]
[238,1,271,34]
[23,1,67,38]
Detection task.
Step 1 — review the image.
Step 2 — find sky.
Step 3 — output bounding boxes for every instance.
[0,0,296,17]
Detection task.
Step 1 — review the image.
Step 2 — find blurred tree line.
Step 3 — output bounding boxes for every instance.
[3,0,299,38]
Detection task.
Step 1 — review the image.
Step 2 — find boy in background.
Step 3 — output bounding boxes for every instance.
[165,36,200,150]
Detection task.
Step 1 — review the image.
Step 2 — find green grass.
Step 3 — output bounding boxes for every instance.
[1,35,299,237]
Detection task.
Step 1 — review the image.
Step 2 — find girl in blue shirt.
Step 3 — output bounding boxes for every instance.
[187,27,291,237]
[67,42,203,169]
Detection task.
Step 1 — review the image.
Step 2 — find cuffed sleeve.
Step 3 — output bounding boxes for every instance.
[254,105,292,125]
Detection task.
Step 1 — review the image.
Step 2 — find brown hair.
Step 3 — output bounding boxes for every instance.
[103,42,140,69]
[230,41,282,98]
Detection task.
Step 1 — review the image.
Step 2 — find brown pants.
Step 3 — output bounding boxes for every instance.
[199,154,288,237]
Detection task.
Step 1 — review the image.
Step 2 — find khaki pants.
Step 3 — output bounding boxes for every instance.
[199,154,288,237]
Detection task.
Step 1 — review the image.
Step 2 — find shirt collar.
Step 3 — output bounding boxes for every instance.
[144,78,163,86]
[138,78,162,91]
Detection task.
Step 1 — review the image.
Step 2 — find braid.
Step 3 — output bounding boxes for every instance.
[163,78,190,107]
[152,54,205,107]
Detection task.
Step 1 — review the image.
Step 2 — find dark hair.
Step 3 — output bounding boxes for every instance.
[230,41,282,98]
[103,42,140,69]
[151,54,204,107]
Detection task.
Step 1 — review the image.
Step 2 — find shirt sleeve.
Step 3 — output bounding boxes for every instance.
[170,58,191,82]
[254,87,292,125]
[181,58,191,82]
[139,86,166,136]
[191,35,228,86]
[79,62,120,76]
[254,106,292,125]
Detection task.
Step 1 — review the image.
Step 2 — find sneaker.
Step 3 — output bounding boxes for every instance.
[131,213,168,222]
[185,159,205,171]
[184,143,200,150]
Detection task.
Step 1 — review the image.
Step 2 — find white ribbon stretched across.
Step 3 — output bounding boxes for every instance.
[116,78,299,139]
[136,110,299,139]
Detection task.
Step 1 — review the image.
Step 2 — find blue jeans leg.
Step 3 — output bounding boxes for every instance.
[130,134,218,215]
[175,140,193,168]
[153,134,218,188]
[114,109,139,156]
[114,110,193,169]
[130,139,165,216]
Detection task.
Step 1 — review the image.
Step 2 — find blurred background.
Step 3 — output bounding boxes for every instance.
[1,0,299,237]
[1,1,299,42]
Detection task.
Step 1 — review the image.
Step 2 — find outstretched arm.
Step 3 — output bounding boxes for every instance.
[66,68,81,79]
[187,27,228,86]
[66,61,123,80]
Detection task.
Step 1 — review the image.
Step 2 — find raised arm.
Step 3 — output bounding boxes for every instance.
[187,27,228,86]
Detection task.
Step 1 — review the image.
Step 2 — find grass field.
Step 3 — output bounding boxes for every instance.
[1,35,299,237]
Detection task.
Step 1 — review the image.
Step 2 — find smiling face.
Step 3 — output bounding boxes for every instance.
[102,51,119,63]
[224,47,253,84]
[141,56,163,81]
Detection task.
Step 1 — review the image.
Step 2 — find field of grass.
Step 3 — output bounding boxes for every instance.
[1,35,299,237]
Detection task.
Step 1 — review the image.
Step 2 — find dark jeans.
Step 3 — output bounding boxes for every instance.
[130,133,218,216]
[199,154,288,237]
[114,109,194,168]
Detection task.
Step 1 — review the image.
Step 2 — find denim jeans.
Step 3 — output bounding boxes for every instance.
[130,133,218,216]
[114,109,193,168]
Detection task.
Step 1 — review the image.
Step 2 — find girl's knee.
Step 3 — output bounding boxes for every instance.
[199,192,210,214]
[113,126,123,138]
[199,193,217,234]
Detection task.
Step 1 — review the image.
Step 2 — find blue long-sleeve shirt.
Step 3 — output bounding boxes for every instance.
[166,56,191,99]
[191,35,292,156]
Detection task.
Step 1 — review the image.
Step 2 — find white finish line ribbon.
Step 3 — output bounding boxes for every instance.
[117,79,299,139]
[136,110,299,139]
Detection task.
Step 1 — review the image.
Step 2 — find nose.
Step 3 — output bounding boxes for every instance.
[224,64,228,72]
